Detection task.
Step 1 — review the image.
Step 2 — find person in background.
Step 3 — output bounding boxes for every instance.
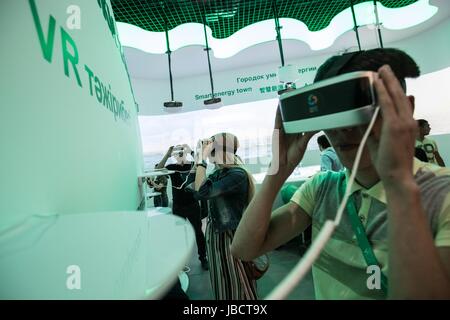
[148,164,169,207]
[190,133,257,300]
[231,48,450,299]
[156,144,208,270]
[317,134,344,172]
[416,119,445,166]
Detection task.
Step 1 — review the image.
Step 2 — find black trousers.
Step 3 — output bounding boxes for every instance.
[162,279,189,300]
[154,192,169,207]
[173,202,207,261]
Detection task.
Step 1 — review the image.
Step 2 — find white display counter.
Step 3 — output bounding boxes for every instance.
[252,165,320,185]
[252,165,320,210]
[0,211,194,299]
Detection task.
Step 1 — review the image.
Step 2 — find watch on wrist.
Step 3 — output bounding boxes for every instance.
[196,161,207,169]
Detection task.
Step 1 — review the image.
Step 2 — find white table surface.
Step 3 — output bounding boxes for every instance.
[252,165,320,184]
[139,170,175,178]
[146,207,172,217]
[0,211,194,299]
[146,191,162,197]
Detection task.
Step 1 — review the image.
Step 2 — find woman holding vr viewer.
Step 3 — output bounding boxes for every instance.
[189,133,258,300]
[231,48,450,299]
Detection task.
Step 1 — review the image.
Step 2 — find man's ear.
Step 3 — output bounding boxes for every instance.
[408,95,415,113]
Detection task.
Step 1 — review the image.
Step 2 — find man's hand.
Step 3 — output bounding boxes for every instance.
[146,178,155,187]
[369,67,450,299]
[194,139,213,163]
[181,144,192,154]
[368,65,417,185]
[156,146,175,169]
[269,106,316,177]
[194,139,203,163]
[194,139,211,190]
[202,139,214,160]
[154,183,164,191]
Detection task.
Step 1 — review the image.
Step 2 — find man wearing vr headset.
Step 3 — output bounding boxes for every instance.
[232,48,450,299]
[156,144,208,271]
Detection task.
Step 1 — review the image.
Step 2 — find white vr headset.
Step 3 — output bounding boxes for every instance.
[279,70,378,133]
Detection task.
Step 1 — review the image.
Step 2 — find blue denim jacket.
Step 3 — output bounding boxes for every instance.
[191,167,249,233]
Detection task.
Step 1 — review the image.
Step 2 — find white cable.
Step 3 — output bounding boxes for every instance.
[171,175,192,190]
[168,169,193,190]
[266,106,380,300]
[333,106,380,226]
[149,167,196,190]
[265,220,336,300]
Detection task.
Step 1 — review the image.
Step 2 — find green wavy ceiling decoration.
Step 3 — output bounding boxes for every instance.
[111,0,418,39]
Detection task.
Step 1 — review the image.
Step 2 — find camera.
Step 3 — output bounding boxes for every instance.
[202,138,213,146]
[171,145,186,157]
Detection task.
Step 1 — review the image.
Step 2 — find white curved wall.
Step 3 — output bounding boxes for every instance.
[0,0,143,229]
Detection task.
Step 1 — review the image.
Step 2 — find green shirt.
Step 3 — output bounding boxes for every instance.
[416,137,439,164]
[290,159,450,299]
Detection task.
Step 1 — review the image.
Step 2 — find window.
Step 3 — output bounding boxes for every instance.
[139,98,280,171]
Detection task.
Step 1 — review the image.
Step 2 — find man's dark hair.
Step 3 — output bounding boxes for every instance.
[314,48,420,90]
[317,134,331,149]
[417,119,428,128]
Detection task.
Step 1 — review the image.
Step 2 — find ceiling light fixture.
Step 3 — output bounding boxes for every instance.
[350,0,362,51]
[162,14,183,112]
[273,0,297,96]
[202,8,222,109]
[373,0,384,48]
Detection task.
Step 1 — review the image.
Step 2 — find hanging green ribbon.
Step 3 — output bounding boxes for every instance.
[338,174,388,294]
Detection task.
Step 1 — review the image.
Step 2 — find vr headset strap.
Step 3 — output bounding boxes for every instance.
[322,51,364,78]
